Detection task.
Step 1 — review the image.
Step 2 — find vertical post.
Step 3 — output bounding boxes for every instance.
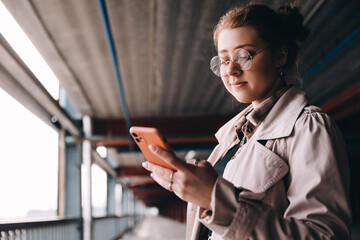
[82,116,92,240]
[59,87,82,239]
[64,138,82,218]
[115,183,123,216]
[122,188,128,216]
[107,174,116,215]
[128,190,135,226]
[58,130,66,217]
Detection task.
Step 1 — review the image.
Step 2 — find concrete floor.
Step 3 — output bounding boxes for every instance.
[125,216,186,240]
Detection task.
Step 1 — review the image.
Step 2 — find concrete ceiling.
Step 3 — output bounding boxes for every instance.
[6,0,360,119]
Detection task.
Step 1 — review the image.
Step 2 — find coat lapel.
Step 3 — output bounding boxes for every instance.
[256,87,308,140]
[213,87,308,146]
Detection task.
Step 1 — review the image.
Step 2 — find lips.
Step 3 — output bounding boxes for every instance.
[230,81,247,88]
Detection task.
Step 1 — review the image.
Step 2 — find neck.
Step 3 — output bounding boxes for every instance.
[252,78,286,107]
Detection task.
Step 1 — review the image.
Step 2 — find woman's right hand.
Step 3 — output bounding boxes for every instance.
[142,144,219,209]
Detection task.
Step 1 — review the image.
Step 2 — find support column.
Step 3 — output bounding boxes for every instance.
[82,116,92,240]
[107,174,116,215]
[58,87,82,239]
[64,136,82,217]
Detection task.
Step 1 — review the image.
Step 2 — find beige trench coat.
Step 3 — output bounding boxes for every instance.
[186,87,352,240]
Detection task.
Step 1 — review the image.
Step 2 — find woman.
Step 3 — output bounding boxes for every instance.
[142,4,352,240]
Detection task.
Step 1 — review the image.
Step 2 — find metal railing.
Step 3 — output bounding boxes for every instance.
[0,215,142,240]
[0,218,81,240]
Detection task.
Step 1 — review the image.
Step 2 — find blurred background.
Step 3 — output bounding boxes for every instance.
[0,0,359,239]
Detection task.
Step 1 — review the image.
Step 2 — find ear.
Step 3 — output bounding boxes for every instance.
[276,45,288,67]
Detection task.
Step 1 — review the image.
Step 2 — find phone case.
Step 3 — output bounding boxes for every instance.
[129,126,176,170]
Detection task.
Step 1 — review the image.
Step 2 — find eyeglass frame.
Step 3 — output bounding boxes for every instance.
[210,47,269,77]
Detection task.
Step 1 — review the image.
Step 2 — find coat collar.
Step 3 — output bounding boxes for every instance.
[215,86,308,144]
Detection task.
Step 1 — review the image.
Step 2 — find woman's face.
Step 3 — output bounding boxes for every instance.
[217,26,284,106]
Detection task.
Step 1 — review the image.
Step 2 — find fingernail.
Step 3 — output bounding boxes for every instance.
[148,144,156,151]
[142,162,148,168]
[150,173,154,178]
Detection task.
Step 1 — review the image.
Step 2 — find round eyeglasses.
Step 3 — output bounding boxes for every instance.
[210,47,268,77]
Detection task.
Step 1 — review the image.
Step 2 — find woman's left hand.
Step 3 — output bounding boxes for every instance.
[142,144,219,210]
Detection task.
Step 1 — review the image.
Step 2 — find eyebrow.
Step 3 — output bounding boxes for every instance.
[218,44,256,54]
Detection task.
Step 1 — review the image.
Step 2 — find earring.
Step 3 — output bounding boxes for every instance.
[278,67,283,76]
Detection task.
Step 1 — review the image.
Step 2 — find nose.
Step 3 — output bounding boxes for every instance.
[226,61,241,76]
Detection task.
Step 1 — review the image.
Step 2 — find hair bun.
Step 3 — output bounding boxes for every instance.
[277,6,310,43]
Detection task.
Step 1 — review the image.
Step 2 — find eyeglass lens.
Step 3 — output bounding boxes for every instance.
[210,48,253,77]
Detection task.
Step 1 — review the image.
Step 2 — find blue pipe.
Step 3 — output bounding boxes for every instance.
[302,25,360,81]
[97,0,132,130]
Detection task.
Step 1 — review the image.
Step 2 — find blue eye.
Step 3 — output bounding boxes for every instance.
[242,55,252,61]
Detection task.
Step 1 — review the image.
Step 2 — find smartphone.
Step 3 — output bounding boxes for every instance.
[129,126,176,170]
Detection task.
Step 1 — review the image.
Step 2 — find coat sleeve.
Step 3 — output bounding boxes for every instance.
[198,108,352,240]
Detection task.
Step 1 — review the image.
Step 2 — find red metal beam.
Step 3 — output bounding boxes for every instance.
[131,188,169,198]
[320,81,360,121]
[95,136,217,147]
[116,166,150,177]
[92,115,232,137]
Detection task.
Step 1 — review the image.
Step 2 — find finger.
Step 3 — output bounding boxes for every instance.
[142,161,174,181]
[151,172,176,192]
[148,145,188,171]
[186,158,201,166]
